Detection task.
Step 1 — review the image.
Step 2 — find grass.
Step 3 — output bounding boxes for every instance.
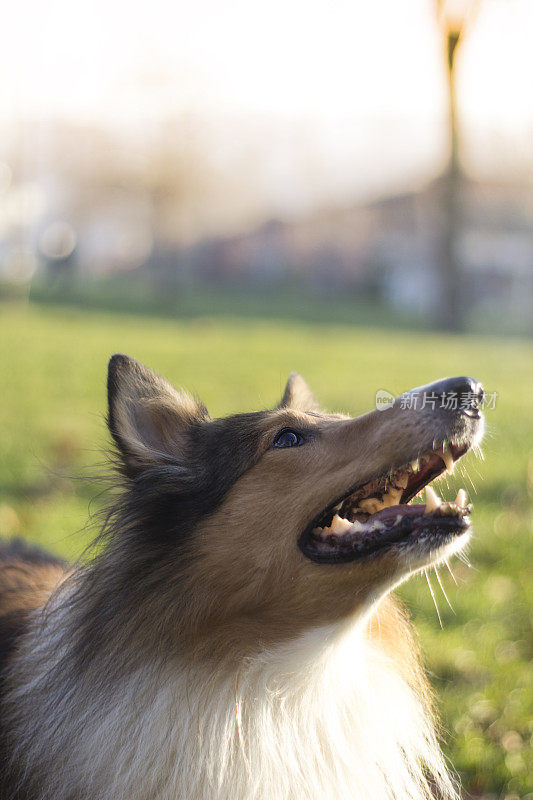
[1,300,532,798]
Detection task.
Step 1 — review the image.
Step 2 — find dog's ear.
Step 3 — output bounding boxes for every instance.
[107,354,209,474]
[279,372,321,412]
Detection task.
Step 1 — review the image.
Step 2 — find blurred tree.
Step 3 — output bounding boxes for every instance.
[140,117,210,291]
[435,0,480,330]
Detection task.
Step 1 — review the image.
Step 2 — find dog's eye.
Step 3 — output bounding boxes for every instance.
[272,428,304,448]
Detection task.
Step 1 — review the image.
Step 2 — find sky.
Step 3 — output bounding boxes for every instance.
[3,0,533,217]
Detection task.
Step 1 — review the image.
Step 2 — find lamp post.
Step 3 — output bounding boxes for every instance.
[435,0,480,330]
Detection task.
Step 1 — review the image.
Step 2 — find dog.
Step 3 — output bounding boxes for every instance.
[0,355,484,800]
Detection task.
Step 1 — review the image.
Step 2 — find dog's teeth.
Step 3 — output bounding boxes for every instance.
[350,520,365,534]
[358,498,383,514]
[455,488,467,508]
[382,487,402,507]
[410,459,419,472]
[424,486,442,514]
[396,473,409,489]
[439,443,454,473]
[330,514,353,534]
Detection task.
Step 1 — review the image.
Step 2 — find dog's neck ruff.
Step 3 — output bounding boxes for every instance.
[4,605,457,800]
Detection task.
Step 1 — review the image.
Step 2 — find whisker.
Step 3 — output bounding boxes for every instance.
[464,470,477,494]
[473,444,485,461]
[425,569,443,628]
[456,551,476,570]
[470,464,485,482]
[482,422,496,439]
[434,566,455,613]
[444,558,458,585]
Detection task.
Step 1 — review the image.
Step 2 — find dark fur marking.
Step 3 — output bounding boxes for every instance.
[68,410,273,682]
[0,540,65,675]
[0,538,65,569]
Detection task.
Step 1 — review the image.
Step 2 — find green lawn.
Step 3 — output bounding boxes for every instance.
[1,302,532,798]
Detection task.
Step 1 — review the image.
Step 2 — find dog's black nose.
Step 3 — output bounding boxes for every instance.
[403,376,484,415]
[430,376,484,410]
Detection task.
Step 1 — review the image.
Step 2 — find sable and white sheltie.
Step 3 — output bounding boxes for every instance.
[0,356,485,800]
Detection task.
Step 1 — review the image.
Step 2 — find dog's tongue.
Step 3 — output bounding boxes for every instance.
[369,504,426,524]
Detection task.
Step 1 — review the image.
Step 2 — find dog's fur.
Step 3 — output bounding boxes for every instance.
[0,357,483,800]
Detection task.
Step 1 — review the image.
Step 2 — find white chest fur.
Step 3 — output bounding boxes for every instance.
[5,617,456,800]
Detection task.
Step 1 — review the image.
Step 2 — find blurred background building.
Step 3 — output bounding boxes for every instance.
[1,0,532,333]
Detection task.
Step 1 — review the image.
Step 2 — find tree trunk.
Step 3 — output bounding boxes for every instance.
[436,29,464,331]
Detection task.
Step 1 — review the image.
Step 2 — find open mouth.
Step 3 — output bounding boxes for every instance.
[301,443,473,564]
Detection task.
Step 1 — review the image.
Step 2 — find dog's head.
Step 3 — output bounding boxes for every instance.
[106,355,484,655]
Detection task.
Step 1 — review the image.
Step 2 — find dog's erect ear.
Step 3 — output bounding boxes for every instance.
[107,354,209,473]
[279,372,321,412]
